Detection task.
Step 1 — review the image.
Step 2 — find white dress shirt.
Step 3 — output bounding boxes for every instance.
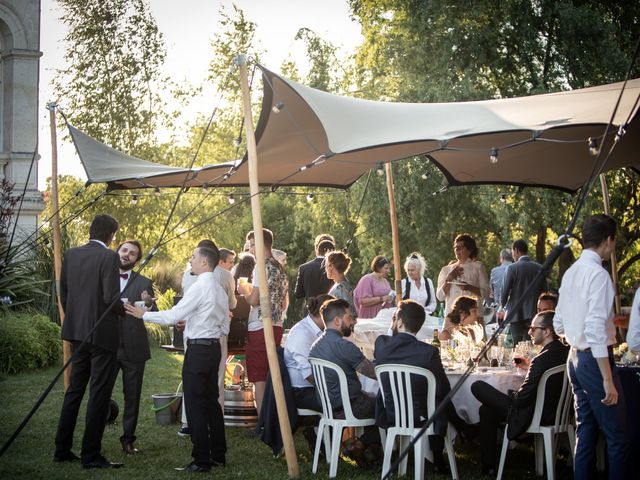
[144,271,228,341]
[401,277,437,314]
[283,315,323,388]
[553,249,616,358]
[627,289,640,353]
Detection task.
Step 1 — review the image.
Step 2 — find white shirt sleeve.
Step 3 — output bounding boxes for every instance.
[628,290,640,353]
[585,270,615,358]
[144,281,204,326]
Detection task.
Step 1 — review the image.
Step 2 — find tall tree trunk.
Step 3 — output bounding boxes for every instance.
[535,225,547,263]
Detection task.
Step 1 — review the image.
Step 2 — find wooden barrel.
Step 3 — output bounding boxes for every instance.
[223,387,257,428]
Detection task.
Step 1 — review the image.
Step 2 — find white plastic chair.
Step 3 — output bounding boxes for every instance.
[375,364,459,480]
[297,407,330,465]
[308,357,376,478]
[497,364,575,480]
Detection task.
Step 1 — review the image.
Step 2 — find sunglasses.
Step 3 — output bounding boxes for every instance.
[528,326,548,331]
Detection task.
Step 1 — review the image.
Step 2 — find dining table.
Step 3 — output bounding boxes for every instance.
[446,368,525,424]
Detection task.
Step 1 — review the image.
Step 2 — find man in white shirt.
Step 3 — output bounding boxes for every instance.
[126,246,228,473]
[553,214,629,479]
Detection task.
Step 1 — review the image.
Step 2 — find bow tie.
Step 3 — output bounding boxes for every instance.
[120,273,129,280]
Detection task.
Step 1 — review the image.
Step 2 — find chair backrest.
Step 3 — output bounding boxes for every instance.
[528,364,567,430]
[309,357,357,421]
[375,364,436,431]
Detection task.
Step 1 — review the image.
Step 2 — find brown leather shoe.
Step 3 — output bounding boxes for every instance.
[121,441,139,454]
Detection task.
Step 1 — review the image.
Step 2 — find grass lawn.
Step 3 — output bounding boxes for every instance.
[0,343,565,479]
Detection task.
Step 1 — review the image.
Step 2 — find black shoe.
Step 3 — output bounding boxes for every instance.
[82,455,123,469]
[53,451,79,462]
[433,461,450,475]
[177,426,191,437]
[481,464,496,476]
[211,458,226,468]
[175,461,210,473]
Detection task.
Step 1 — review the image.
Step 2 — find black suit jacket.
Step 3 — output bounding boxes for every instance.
[501,256,545,323]
[506,339,569,439]
[60,241,121,352]
[294,257,333,299]
[374,332,450,435]
[119,272,155,363]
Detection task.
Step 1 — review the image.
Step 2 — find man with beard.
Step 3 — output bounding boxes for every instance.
[113,240,156,454]
[309,298,376,419]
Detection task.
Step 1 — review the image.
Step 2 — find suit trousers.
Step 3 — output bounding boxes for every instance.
[471,380,509,468]
[54,341,118,463]
[183,342,227,466]
[509,319,531,344]
[115,357,146,442]
[568,349,629,479]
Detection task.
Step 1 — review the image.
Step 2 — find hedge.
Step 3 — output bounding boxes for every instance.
[0,310,61,375]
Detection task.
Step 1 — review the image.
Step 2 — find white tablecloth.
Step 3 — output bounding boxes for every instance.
[447,369,524,424]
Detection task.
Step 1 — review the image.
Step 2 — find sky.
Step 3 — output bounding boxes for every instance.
[37,0,363,189]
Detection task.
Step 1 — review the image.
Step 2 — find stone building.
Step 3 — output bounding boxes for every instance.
[0,0,42,241]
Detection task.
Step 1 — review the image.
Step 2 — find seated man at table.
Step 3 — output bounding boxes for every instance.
[284,294,334,411]
[375,299,469,474]
[471,311,569,475]
[309,298,377,419]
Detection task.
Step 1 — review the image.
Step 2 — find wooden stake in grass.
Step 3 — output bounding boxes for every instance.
[236,54,299,479]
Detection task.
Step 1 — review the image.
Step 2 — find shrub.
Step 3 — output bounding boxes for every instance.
[0,311,61,375]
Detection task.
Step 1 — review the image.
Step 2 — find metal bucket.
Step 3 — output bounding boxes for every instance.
[223,386,257,428]
[151,393,182,425]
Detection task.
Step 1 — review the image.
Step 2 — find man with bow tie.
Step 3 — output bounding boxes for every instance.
[113,240,156,455]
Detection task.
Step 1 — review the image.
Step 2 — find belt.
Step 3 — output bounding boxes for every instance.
[572,345,614,354]
[186,338,219,346]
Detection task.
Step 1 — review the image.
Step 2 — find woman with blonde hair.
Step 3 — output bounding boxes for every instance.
[401,252,437,314]
[324,250,356,316]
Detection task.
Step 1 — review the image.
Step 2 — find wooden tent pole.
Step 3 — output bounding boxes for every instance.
[385,162,402,302]
[599,173,622,314]
[236,55,299,478]
[47,102,70,390]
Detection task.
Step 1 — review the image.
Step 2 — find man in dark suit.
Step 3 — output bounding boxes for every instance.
[501,239,545,343]
[54,214,123,469]
[471,311,569,474]
[294,234,335,312]
[113,240,156,454]
[375,300,468,473]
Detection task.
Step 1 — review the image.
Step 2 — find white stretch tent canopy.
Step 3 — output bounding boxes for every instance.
[70,66,640,193]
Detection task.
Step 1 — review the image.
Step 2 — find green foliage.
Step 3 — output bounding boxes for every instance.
[0,311,61,375]
[0,245,50,309]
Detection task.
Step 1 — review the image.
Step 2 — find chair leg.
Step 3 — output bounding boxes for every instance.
[566,425,576,461]
[398,436,409,477]
[414,437,425,480]
[381,432,396,480]
[445,434,459,480]
[496,429,509,480]
[534,435,544,476]
[312,420,326,474]
[323,425,331,464]
[542,431,555,480]
[329,425,343,478]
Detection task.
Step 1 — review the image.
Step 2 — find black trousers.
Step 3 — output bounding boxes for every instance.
[509,319,532,344]
[54,341,118,463]
[471,380,509,468]
[293,387,322,412]
[114,357,146,443]
[182,342,227,466]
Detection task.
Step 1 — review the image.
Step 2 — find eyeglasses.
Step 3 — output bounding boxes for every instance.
[528,326,547,331]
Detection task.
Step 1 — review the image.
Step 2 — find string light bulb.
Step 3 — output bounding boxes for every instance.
[489,147,498,164]
[227,194,235,205]
[588,137,599,156]
[500,193,507,203]
[130,194,139,205]
[233,136,242,147]
[421,172,430,180]
[202,183,209,192]
[154,187,161,197]
[272,101,284,113]
[376,163,385,176]
[306,193,315,202]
